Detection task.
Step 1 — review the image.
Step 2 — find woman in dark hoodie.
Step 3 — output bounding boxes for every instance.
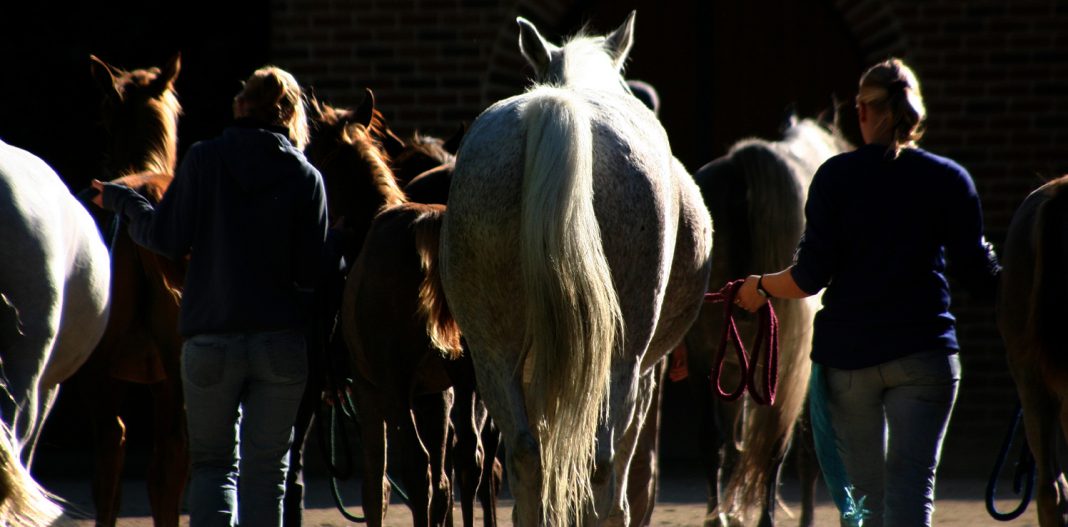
[93,66,328,527]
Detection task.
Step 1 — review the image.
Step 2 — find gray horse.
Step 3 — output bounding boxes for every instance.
[439,12,712,525]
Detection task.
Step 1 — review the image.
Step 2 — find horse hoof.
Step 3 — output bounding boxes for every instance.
[704,513,745,527]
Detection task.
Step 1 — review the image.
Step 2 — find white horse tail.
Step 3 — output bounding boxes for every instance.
[519,86,623,526]
[723,141,813,517]
[0,422,66,526]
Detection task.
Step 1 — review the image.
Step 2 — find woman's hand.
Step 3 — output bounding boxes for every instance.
[736,274,767,313]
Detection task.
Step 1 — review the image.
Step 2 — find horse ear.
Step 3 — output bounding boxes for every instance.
[443,123,466,155]
[517,17,555,77]
[605,11,636,69]
[152,52,181,93]
[89,55,120,100]
[355,88,375,128]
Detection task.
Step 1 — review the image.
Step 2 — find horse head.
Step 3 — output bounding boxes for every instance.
[517,11,635,92]
[306,89,405,262]
[90,54,182,177]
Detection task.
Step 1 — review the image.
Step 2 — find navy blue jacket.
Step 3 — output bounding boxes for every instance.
[791,144,1000,370]
[104,120,328,336]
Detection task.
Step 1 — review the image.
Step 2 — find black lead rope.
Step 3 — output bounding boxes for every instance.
[315,390,365,523]
[985,402,1035,521]
[315,380,412,523]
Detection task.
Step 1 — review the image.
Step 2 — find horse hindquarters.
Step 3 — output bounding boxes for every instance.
[1000,176,1068,527]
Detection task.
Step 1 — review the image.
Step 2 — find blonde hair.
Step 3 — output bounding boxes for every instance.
[857,58,926,157]
[235,66,310,149]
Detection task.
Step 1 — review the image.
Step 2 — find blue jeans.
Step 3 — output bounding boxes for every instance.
[825,350,960,527]
[182,329,308,527]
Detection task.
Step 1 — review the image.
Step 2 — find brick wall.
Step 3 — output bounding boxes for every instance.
[269,0,585,137]
[269,0,1068,474]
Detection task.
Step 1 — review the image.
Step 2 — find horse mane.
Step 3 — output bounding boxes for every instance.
[399,133,453,167]
[344,121,406,209]
[111,171,173,203]
[543,35,628,93]
[782,118,853,174]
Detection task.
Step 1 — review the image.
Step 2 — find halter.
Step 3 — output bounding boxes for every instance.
[703,279,780,405]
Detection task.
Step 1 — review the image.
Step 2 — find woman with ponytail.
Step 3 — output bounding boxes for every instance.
[92,66,328,526]
[735,58,1000,526]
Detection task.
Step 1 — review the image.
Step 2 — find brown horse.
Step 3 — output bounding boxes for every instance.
[999,174,1068,527]
[385,127,463,188]
[298,91,500,527]
[65,53,189,527]
[281,91,407,526]
[342,201,459,526]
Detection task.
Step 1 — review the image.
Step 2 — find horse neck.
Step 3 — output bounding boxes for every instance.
[350,127,406,208]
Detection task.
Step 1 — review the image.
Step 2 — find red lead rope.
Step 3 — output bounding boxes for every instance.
[703,279,780,406]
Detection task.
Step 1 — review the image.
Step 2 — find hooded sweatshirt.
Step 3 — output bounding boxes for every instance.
[103,119,328,336]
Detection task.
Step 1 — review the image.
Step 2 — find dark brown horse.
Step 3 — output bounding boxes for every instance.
[999,174,1068,527]
[282,91,408,526]
[295,91,499,527]
[64,54,189,527]
[385,127,463,188]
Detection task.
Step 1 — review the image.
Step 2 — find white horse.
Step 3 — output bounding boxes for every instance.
[439,12,712,525]
[0,139,111,465]
[686,117,852,527]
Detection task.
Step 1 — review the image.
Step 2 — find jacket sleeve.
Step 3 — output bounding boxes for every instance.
[944,168,1001,300]
[790,164,838,295]
[101,151,198,260]
[295,166,329,299]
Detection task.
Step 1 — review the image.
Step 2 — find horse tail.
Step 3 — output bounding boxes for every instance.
[723,141,813,516]
[0,422,66,526]
[726,298,815,514]
[412,204,463,359]
[519,86,623,526]
[1030,179,1068,372]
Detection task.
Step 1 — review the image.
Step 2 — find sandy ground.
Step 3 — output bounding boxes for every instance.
[42,468,1041,526]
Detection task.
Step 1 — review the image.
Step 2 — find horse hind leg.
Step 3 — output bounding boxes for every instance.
[412,390,455,526]
[756,449,786,527]
[450,384,481,527]
[354,380,389,527]
[477,414,502,527]
[794,408,819,527]
[283,354,324,527]
[625,361,668,526]
[1023,387,1064,526]
[147,378,188,527]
